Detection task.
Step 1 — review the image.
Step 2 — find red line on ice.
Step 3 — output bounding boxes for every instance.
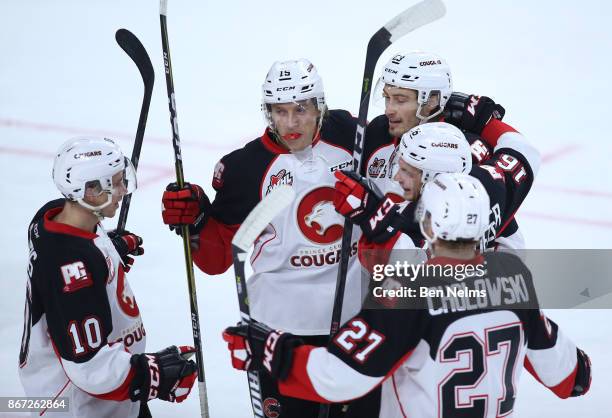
[0,117,247,151]
[0,145,170,189]
[541,143,581,164]
[536,184,612,199]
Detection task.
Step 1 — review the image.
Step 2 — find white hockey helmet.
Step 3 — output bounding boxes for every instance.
[261,59,327,128]
[393,122,472,184]
[416,172,490,243]
[52,137,136,213]
[375,51,452,122]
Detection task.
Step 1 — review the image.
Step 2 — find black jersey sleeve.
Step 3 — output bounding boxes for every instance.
[320,109,357,154]
[523,311,584,398]
[209,142,269,225]
[469,120,540,246]
[278,304,426,403]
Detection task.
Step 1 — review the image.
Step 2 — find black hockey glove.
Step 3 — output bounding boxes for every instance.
[129,345,198,403]
[571,348,592,397]
[108,230,144,272]
[443,92,505,135]
[161,182,211,235]
[222,321,303,381]
[361,200,416,244]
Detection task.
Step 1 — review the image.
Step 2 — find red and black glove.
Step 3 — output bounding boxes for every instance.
[333,170,385,224]
[222,321,302,380]
[443,92,505,135]
[129,345,198,403]
[334,170,412,243]
[571,348,592,397]
[161,182,211,235]
[108,230,144,272]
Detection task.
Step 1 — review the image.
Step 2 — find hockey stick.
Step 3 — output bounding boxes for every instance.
[321,1,446,417]
[231,185,296,418]
[114,29,154,232]
[159,1,210,417]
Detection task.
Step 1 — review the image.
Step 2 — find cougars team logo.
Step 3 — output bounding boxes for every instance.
[368,157,386,178]
[116,268,140,317]
[297,187,343,244]
[266,169,294,195]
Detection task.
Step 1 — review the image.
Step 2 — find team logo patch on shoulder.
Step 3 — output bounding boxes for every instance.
[212,161,225,189]
[368,157,386,178]
[266,169,293,195]
[60,261,93,293]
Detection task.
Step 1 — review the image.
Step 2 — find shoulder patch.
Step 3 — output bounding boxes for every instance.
[60,261,93,293]
[266,168,293,195]
[212,161,225,189]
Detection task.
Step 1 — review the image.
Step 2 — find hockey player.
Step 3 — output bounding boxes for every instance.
[161,60,361,417]
[356,51,529,249]
[19,137,197,418]
[334,120,539,256]
[223,173,592,418]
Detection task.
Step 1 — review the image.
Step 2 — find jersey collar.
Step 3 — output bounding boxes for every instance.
[43,207,98,240]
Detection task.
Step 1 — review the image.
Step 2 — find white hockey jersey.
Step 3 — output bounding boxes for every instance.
[194,110,363,335]
[19,200,145,417]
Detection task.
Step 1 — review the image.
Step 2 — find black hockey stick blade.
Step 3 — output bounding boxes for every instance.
[114,29,155,232]
[115,29,155,99]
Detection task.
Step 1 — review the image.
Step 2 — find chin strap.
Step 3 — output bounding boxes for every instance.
[76,193,113,220]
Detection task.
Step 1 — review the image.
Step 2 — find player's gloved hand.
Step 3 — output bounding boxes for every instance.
[333,170,385,224]
[443,92,505,135]
[222,321,303,380]
[361,200,415,243]
[334,170,411,243]
[571,348,592,397]
[129,345,198,403]
[161,182,211,235]
[108,230,144,272]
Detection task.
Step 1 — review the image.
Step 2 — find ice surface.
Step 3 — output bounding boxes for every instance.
[1,1,611,416]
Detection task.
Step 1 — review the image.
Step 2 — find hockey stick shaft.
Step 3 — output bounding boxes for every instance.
[115,29,154,232]
[159,1,210,417]
[321,1,446,417]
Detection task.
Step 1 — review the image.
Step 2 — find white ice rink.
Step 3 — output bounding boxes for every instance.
[1,0,611,416]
